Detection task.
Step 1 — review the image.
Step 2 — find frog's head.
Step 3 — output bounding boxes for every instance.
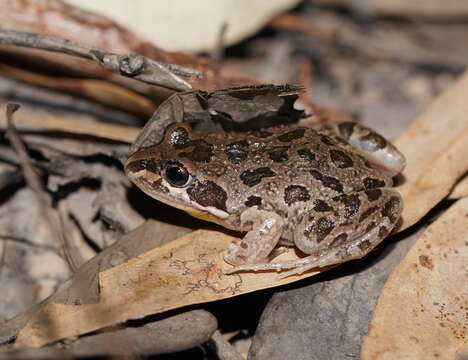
[125,123,230,224]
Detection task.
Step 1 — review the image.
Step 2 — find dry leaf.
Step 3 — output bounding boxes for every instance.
[0,64,156,117]
[395,70,468,230]
[1,310,217,359]
[361,197,468,360]
[14,229,320,347]
[0,101,139,144]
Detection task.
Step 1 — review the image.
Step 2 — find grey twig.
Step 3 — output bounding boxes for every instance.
[0,29,202,91]
[5,104,78,273]
[211,22,228,63]
[210,330,244,360]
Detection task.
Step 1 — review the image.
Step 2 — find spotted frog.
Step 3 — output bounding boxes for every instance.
[125,122,405,278]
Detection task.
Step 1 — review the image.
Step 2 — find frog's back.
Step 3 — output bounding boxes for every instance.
[210,126,390,190]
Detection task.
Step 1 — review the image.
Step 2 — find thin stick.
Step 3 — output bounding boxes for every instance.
[211,22,228,63]
[5,104,78,272]
[210,330,244,360]
[0,29,202,91]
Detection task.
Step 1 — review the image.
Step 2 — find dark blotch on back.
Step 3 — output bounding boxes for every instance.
[277,128,305,142]
[310,170,344,193]
[187,180,227,212]
[178,139,213,162]
[365,189,382,201]
[245,196,262,207]
[334,193,361,219]
[268,146,290,162]
[297,149,317,164]
[364,177,386,189]
[225,140,249,164]
[284,185,310,206]
[240,167,276,187]
[359,132,387,152]
[320,135,335,146]
[381,196,401,223]
[313,199,333,212]
[330,149,354,168]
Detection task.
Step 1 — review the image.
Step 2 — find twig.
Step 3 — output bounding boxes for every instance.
[0,29,202,91]
[5,104,78,272]
[211,22,228,63]
[210,330,244,360]
[0,238,6,286]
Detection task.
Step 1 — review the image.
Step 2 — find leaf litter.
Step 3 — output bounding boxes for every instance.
[0,2,467,358]
[6,70,468,348]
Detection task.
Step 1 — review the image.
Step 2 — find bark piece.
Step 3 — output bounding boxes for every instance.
[0,310,217,358]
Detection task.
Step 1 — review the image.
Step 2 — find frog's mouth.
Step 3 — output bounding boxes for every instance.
[127,168,230,227]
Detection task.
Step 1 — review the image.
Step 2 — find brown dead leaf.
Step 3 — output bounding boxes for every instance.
[0,64,156,117]
[0,101,139,143]
[395,70,468,231]
[361,197,468,360]
[14,229,320,348]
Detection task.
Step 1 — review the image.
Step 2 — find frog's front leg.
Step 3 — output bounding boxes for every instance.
[224,207,284,269]
[227,188,402,278]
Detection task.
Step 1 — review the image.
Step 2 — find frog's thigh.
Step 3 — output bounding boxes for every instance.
[224,207,284,266]
[296,188,402,257]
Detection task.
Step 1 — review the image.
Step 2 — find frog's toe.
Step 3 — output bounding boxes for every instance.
[275,263,318,280]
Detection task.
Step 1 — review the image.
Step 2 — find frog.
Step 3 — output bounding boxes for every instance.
[125,121,405,278]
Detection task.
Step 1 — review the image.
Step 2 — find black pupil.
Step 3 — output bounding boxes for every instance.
[165,165,189,187]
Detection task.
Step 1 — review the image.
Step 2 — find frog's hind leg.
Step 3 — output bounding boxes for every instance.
[224,216,391,279]
[225,188,402,278]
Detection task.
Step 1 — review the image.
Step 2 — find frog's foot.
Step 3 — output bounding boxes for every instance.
[223,207,284,267]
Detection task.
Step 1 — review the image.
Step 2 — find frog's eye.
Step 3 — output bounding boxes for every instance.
[163,162,191,187]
